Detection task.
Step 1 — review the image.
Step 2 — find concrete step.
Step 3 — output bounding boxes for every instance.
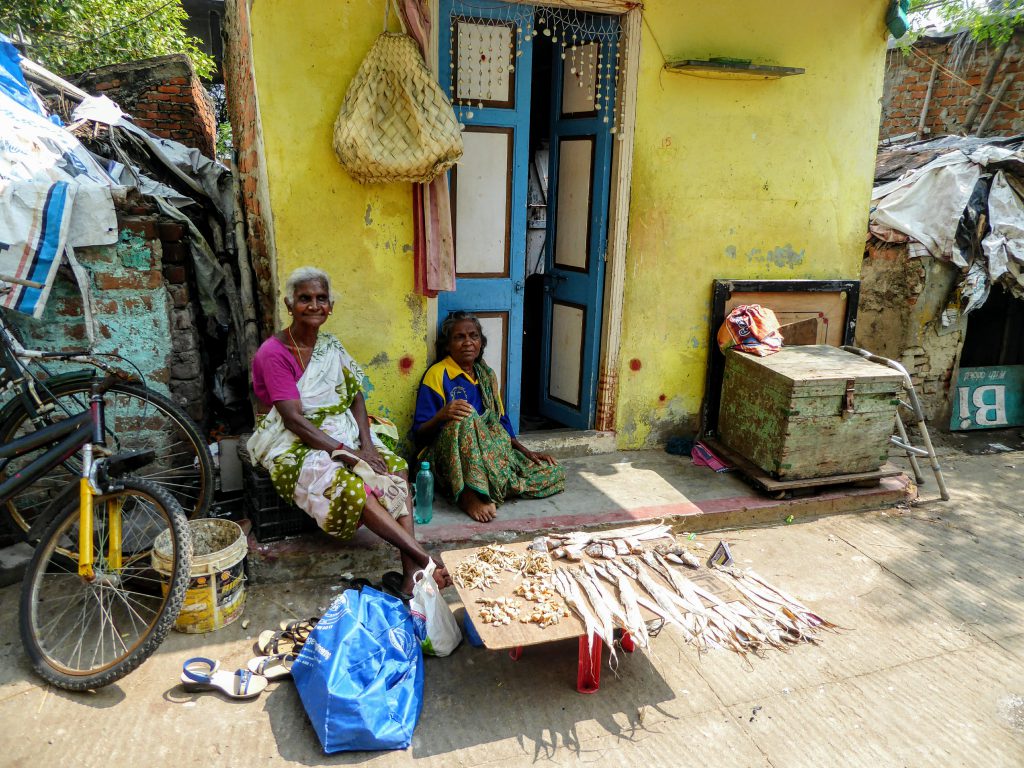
[517,429,616,459]
[246,450,914,585]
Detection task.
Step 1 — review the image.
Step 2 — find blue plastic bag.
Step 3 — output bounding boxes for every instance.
[292,587,426,753]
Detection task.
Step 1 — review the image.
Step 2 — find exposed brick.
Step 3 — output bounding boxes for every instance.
[167,283,190,308]
[119,217,158,240]
[93,271,163,291]
[164,264,187,284]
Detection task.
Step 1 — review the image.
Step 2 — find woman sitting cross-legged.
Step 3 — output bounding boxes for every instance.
[247,266,451,596]
[413,311,565,522]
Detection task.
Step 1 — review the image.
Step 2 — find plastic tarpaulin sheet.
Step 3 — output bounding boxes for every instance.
[292,587,426,754]
[870,151,982,266]
[982,171,1024,293]
[0,34,45,118]
[0,87,118,316]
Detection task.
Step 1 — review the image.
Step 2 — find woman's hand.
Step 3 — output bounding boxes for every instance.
[439,399,475,423]
[355,445,389,475]
[521,448,558,465]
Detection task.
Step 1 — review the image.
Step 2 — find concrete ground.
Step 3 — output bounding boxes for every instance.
[0,447,1021,766]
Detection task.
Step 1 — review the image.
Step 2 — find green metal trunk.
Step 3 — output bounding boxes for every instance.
[717,346,903,480]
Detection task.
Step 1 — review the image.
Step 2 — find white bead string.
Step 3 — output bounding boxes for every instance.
[448,3,624,134]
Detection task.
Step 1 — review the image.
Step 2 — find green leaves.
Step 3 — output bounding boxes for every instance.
[907,0,1023,46]
[0,0,215,79]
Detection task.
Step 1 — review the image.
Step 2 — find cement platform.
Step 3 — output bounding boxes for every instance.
[248,449,913,584]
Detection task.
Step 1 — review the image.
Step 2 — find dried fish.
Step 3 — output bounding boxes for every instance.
[453,558,501,590]
[655,543,702,569]
[589,562,648,650]
[518,599,570,628]
[552,568,609,650]
[614,539,630,556]
[527,536,551,553]
[520,549,553,577]
[476,597,521,625]
[514,577,558,602]
[570,567,617,647]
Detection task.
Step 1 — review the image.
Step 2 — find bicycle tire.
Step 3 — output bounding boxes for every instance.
[1,378,213,534]
[19,477,192,690]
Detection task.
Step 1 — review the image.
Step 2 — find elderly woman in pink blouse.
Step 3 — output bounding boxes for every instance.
[247,267,450,597]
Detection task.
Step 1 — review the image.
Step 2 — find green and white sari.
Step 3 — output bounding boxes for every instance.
[247,333,407,540]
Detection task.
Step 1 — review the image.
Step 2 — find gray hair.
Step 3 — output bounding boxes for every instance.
[283,266,335,308]
[435,311,487,363]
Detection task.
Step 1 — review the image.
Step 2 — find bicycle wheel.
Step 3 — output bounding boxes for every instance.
[19,477,192,690]
[1,378,213,534]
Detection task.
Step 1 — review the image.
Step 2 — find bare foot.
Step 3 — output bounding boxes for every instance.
[458,489,497,522]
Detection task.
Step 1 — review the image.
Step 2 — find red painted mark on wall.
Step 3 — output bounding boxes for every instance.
[659,394,667,402]
[629,358,642,371]
[399,355,415,374]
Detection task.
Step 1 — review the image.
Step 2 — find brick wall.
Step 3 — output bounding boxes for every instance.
[6,204,207,425]
[856,243,966,424]
[224,0,278,339]
[75,54,217,158]
[880,34,1024,140]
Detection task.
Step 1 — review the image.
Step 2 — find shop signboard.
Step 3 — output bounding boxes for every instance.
[951,365,1024,430]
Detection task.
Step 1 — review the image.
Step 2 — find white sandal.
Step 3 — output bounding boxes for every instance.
[180,657,268,699]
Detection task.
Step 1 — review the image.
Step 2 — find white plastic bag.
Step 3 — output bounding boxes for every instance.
[409,561,461,657]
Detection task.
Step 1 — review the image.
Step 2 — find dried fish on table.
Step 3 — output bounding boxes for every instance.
[584,542,617,560]
[476,597,521,625]
[552,568,611,654]
[518,599,570,629]
[514,577,558,602]
[476,543,526,572]
[527,536,555,552]
[570,567,617,648]
[654,542,702,569]
[453,558,500,591]
[589,562,649,650]
[520,549,553,577]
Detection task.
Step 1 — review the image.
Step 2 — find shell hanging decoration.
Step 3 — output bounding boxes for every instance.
[448,6,626,140]
[333,7,464,185]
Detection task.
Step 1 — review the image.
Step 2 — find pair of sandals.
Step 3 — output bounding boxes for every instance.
[178,617,317,700]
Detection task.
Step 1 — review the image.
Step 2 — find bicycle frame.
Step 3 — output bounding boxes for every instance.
[0,333,113,581]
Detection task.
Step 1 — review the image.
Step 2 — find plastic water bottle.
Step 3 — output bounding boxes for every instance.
[414,461,433,524]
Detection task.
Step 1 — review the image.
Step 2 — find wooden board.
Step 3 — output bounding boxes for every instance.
[704,437,902,493]
[442,536,738,651]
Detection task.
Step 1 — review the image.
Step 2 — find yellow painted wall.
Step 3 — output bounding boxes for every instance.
[248,0,889,449]
[250,0,427,438]
[615,0,889,447]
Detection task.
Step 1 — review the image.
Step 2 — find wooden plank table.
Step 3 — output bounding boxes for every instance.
[441,536,737,693]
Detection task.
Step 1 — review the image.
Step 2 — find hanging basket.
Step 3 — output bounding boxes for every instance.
[333,32,464,185]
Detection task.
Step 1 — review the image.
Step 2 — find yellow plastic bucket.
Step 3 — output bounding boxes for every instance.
[152,518,247,634]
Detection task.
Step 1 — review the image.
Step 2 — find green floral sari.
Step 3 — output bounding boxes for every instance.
[425,361,564,505]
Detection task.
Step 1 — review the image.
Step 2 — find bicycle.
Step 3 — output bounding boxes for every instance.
[0,309,214,538]
[0,321,192,689]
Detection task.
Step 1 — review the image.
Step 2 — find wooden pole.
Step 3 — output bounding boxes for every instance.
[962,40,1010,134]
[977,74,1014,137]
[916,62,939,139]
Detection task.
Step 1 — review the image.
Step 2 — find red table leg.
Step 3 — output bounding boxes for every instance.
[577,635,602,694]
[620,630,636,653]
[509,646,523,661]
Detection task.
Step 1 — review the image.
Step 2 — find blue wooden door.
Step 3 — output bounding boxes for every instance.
[539,23,618,429]
[438,0,534,431]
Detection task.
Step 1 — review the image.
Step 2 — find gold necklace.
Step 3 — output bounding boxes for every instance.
[287,326,309,372]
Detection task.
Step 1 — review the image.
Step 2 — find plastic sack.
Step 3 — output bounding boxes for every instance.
[291,587,426,753]
[716,304,784,357]
[409,561,462,656]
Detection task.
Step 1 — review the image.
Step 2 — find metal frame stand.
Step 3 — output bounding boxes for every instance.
[842,346,950,501]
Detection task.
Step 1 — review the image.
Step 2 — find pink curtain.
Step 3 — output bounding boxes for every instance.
[400,0,456,297]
